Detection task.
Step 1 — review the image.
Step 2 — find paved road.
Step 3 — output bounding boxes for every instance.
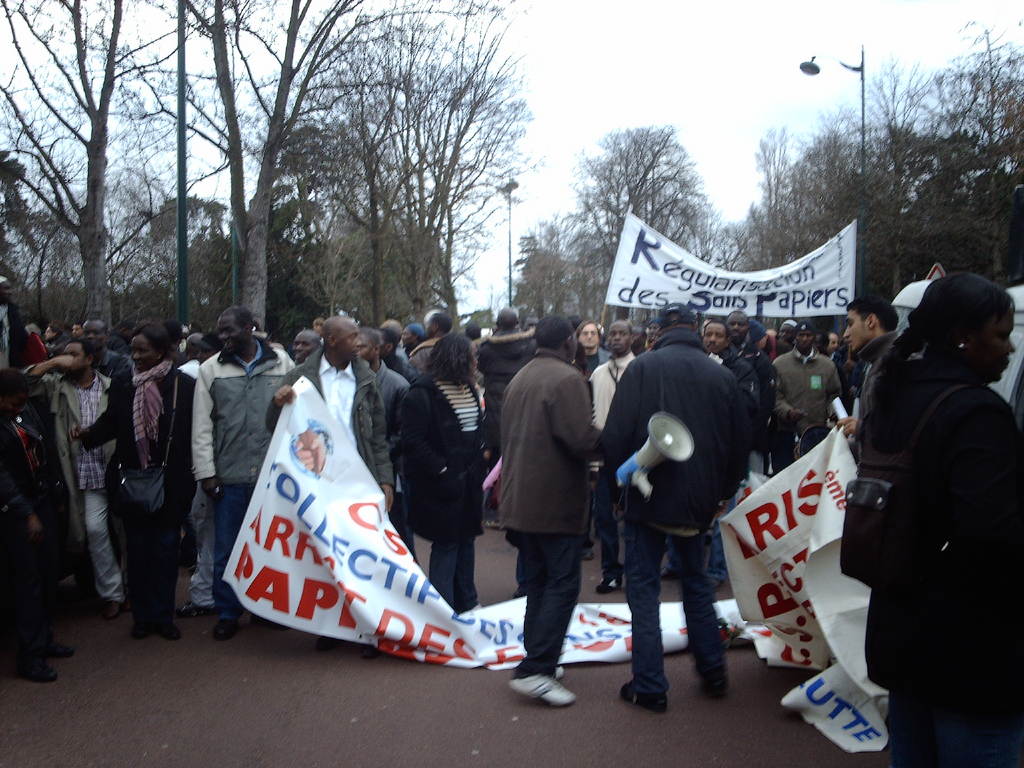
[1,530,888,768]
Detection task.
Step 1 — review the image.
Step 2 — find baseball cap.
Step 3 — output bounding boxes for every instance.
[794,321,814,333]
[780,319,798,329]
[655,303,696,328]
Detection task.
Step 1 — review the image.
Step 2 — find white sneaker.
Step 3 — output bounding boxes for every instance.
[555,665,564,680]
[509,674,576,707]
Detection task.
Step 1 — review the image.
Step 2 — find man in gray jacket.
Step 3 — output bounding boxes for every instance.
[192,306,294,641]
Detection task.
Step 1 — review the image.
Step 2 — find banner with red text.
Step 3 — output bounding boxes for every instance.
[224,378,752,668]
[721,430,888,752]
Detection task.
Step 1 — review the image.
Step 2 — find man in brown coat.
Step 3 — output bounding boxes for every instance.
[500,315,602,707]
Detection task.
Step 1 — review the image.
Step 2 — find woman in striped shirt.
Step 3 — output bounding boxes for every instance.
[400,333,485,614]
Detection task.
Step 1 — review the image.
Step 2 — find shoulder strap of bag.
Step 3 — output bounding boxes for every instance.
[906,383,972,451]
[160,373,179,468]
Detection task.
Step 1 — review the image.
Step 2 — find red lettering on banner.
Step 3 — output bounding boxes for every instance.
[294,533,323,565]
[728,523,761,560]
[453,638,474,660]
[249,509,263,545]
[233,542,254,580]
[245,566,290,613]
[378,640,417,660]
[757,582,799,619]
[264,515,294,557]
[597,612,630,626]
[376,609,415,645]
[782,490,797,530]
[337,582,367,629]
[797,470,823,516]
[780,644,813,666]
[349,502,380,531]
[574,640,615,652]
[383,529,408,557]
[418,624,451,653]
[427,637,476,665]
[493,646,525,665]
[296,578,339,619]
[577,612,598,626]
[747,503,784,551]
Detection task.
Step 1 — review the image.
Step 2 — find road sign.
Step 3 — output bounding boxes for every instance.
[925,262,946,280]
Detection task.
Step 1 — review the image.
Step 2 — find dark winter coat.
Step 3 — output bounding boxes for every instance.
[499,349,602,535]
[864,351,1024,714]
[719,345,759,423]
[2,301,29,368]
[738,341,776,453]
[400,374,484,543]
[0,401,61,519]
[83,368,196,527]
[476,328,536,450]
[602,327,751,532]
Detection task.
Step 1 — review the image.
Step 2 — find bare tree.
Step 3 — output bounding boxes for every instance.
[181,0,381,323]
[0,0,172,321]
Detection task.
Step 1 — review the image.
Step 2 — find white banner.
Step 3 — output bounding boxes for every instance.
[605,213,856,317]
[721,429,888,752]
[225,379,753,668]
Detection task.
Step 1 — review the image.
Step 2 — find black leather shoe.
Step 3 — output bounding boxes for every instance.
[156,623,181,641]
[213,619,239,641]
[18,659,58,683]
[131,622,152,639]
[595,576,622,594]
[315,635,342,652]
[251,614,289,630]
[619,682,667,713]
[701,672,729,699]
[45,643,75,658]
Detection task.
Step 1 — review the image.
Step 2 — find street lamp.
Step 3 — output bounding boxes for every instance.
[499,179,519,307]
[800,47,867,295]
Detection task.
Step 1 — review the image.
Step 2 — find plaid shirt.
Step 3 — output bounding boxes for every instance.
[76,375,106,490]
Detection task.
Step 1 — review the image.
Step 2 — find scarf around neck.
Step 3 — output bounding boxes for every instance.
[132,358,173,467]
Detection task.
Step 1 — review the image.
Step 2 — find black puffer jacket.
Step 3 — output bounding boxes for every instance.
[476,329,536,450]
[865,351,1024,714]
[738,342,775,454]
[602,327,751,531]
[719,345,759,423]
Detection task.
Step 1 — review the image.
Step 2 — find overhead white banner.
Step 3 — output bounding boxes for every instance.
[605,213,856,317]
[722,429,888,752]
[224,379,754,668]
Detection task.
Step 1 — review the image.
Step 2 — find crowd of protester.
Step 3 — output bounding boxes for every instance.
[1,271,1022,765]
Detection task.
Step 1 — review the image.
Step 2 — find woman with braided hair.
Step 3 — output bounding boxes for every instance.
[864,273,1022,766]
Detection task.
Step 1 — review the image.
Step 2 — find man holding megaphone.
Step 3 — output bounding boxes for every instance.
[603,303,751,713]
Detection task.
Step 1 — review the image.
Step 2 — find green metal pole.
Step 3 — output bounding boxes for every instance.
[175,0,188,323]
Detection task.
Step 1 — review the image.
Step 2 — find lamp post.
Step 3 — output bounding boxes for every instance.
[800,47,867,295]
[175,0,188,323]
[499,179,519,307]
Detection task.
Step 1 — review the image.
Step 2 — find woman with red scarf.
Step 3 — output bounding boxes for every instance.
[76,323,195,640]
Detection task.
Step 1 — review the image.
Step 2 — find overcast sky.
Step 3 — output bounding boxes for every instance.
[463,0,1024,313]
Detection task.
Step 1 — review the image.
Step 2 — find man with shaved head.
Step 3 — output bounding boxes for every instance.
[476,308,536,461]
[82,319,132,386]
[192,305,294,641]
[269,316,394,653]
[291,329,322,365]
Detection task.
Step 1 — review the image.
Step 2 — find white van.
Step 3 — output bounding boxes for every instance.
[892,280,1024,429]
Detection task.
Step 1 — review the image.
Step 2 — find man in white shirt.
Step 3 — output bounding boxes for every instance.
[589,320,635,594]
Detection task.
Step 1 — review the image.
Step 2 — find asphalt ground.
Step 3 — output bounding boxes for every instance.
[1,529,890,768]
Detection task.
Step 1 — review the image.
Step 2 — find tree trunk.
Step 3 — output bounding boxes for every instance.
[81,128,111,322]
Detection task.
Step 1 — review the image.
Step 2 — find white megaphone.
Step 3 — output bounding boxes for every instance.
[627,411,695,500]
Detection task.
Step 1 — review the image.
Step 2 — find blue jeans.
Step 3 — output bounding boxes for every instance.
[429,537,478,614]
[625,521,724,694]
[213,483,254,621]
[889,688,1024,767]
[705,520,728,583]
[593,467,622,581]
[514,532,583,678]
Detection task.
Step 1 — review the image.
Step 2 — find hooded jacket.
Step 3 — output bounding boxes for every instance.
[864,351,1024,713]
[602,327,750,532]
[476,328,536,449]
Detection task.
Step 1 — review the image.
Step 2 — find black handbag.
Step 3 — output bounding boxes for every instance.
[115,376,178,519]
